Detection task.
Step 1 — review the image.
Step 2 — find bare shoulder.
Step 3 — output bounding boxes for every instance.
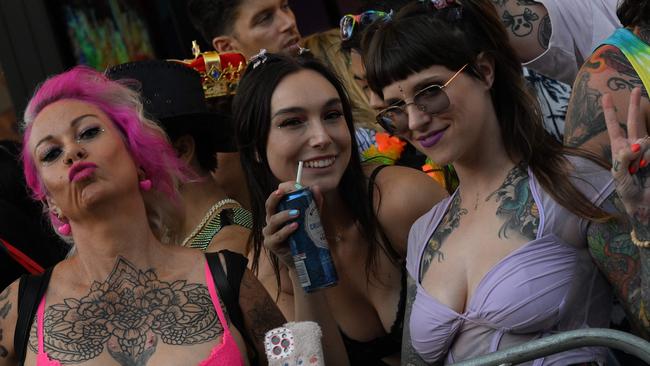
[0,279,20,365]
[368,164,448,256]
[206,225,251,256]
[565,44,650,160]
[371,165,447,213]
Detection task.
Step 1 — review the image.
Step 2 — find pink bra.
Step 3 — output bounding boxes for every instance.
[35,260,245,366]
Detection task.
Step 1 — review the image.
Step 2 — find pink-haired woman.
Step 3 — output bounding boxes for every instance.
[0,66,283,366]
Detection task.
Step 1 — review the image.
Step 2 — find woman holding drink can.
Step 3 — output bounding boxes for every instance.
[233,52,447,365]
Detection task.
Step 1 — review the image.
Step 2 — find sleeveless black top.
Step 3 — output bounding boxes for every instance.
[339,165,407,365]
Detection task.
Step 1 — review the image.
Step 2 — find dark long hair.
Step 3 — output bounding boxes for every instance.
[233,53,394,286]
[365,0,610,222]
[617,0,650,27]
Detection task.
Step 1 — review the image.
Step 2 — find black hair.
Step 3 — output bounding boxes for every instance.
[365,0,611,222]
[233,52,397,283]
[163,116,230,172]
[617,0,650,27]
[187,0,245,44]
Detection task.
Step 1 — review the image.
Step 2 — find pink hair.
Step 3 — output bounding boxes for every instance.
[21,66,192,240]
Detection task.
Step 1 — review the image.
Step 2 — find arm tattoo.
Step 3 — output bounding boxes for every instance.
[0,287,11,358]
[564,72,608,149]
[401,275,428,366]
[486,164,539,241]
[419,194,467,280]
[502,8,539,37]
[538,14,551,49]
[588,194,650,337]
[27,257,223,365]
[240,271,285,350]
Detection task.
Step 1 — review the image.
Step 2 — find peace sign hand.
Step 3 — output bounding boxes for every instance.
[604,87,650,238]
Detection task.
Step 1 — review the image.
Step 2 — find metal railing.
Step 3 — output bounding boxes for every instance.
[450,329,650,366]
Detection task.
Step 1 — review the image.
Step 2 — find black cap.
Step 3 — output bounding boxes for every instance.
[106,60,236,152]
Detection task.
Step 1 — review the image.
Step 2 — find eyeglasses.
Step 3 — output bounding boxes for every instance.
[375,64,468,135]
[339,10,390,41]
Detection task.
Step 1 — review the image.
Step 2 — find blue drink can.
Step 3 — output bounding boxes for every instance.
[277,187,338,292]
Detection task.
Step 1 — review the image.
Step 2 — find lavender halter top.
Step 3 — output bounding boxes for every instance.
[406,157,615,365]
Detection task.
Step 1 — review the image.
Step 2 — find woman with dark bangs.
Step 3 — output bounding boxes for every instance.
[233,52,447,365]
[365,0,649,364]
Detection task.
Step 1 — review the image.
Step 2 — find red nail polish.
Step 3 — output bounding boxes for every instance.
[632,144,641,152]
[630,165,638,174]
[641,160,648,168]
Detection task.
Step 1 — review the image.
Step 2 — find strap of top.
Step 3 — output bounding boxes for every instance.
[204,259,232,335]
[15,267,53,365]
[600,28,650,92]
[37,296,46,353]
[204,251,247,334]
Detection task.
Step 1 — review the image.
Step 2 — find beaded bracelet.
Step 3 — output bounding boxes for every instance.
[631,229,650,248]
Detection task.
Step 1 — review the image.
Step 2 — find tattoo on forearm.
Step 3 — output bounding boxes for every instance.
[401,275,427,366]
[564,72,608,149]
[0,287,11,358]
[241,272,285,346]
[502,8,539,37]
[538,14,551,48]
[27,257,223,365]
[588,194,650,336]
[487,164,539,240]
[420,194,467,279]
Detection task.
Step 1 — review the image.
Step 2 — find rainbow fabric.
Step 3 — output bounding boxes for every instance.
[601,28,650,91]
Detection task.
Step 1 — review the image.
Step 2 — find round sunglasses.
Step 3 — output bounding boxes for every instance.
[339,10,390,41]
[375,64,468,135]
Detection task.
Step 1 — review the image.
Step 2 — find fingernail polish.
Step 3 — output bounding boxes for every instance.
[630,165,638,174]
[289,209,299,217]
[632,144,641,152]
[641,160,648,168]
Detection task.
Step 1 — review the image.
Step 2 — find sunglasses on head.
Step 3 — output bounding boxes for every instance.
[375,64,468,135]
[339,10,390,41]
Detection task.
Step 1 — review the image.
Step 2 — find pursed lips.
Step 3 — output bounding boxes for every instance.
[69,162,98,182]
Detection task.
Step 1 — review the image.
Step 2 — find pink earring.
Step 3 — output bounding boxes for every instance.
[139,179,152,191]
[57,223,71,236]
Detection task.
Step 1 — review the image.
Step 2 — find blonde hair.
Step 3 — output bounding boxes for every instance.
[303,29,378,132]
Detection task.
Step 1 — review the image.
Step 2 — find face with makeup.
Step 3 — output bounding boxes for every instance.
[214,0,301,58]
[266,69,352,192]
[28,99,140,219]
[380,60,494,165]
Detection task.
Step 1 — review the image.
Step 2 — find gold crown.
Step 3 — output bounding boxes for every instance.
[172,41,247,98]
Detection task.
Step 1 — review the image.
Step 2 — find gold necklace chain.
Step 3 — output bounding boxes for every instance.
[180,198,239,247]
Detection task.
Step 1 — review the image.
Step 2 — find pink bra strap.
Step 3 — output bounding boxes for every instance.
[204,260,231,334]
[36,296,46,354]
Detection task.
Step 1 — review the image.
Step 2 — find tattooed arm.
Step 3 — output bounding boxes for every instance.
[489,0,550,63]
[565,30,650,160]
[238,268,286,366]
[587,194,650,338]
[0,281,19,366]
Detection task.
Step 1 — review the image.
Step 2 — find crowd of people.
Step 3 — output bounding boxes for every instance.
[0,0,649,365]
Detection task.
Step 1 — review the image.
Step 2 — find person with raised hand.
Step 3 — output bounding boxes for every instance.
[363,0,640,363]
[233,52,447,365]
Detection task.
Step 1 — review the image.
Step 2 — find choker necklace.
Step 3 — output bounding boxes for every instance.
[181,198,239,247]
